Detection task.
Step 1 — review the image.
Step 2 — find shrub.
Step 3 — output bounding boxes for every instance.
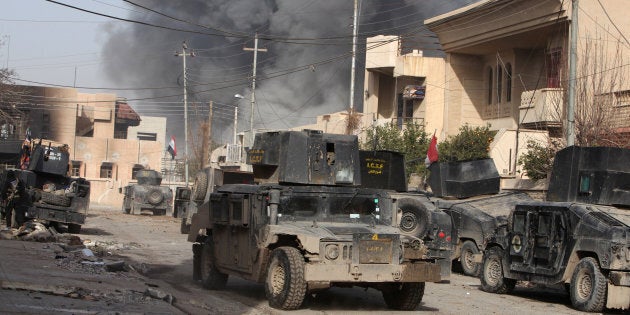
[517,140,556,181]
[361,121,430,177]
[438,124,495,162]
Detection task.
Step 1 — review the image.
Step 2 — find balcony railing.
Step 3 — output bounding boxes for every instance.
[519,88,563,127]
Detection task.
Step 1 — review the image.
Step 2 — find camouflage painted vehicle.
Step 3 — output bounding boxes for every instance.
[0,142,90,233]
[480,146,630,312]
[188,130,441,310]
[120,169,172,215]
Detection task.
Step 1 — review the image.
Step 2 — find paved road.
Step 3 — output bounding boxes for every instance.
[0,206,608,314]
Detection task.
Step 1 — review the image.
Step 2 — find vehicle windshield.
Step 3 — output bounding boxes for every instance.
[277,192,391,225]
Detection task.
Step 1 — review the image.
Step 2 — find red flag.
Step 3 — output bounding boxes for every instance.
[425,133,438,166]
[167,136,177,159]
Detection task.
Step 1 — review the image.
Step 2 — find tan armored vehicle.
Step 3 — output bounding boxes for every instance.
[187,130,441,310]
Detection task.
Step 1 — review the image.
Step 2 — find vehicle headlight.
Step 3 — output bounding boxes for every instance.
[325,244,340,260]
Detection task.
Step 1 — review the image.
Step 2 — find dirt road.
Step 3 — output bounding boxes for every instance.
[0,206,599,314]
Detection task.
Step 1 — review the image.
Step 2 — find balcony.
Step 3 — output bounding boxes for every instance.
[519,88,563,129]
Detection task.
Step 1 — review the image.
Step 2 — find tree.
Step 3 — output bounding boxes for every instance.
[0,37,28,139]
[517,140,557,181]
[551,30,630,148]
[361,121,430,177]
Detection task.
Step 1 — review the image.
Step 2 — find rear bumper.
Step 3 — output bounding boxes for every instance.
[304,261,441,283]
[26,205,86,225]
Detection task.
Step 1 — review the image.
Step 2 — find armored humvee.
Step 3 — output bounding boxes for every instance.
[179,168,254,234]
[359,150,454,280]
[0,141,90,233]
[358,150,531,277]
[480,146,630,312]
[187,130,441,310]
[120,169,172,215]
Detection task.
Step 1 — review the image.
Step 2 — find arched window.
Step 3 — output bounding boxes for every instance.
[497,65,503,103]
[487,67,493,105]
[506,63,513,102]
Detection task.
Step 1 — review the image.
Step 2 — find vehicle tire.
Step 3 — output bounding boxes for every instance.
[200,237,228,290]
[570,257,607,312]
[265,247,307,310]
[192,171,208,201]
[382,282,425,310]
[480,246,516,294]
[396,198,432,238]
[146,189,164,205]
[67,223,81,234]
[460,240,481,277]
[41,192,71,207]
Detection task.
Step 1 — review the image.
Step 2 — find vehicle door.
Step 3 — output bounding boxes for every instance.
[508,206,566,276]
[212,193,255,274]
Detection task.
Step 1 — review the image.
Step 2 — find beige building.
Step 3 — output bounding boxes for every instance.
[1,85,169,207]
[290,0,630,182]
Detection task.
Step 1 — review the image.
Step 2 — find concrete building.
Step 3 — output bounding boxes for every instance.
[0,85,169,207]
[424,0,630,171]
[292,0,630,182]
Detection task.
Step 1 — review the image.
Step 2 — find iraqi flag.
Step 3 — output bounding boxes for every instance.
[167,136,177,160]
[424,132,438,167]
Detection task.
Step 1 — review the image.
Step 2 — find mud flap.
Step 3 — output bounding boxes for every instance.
[606,283,630,310]
[192,242,202,281]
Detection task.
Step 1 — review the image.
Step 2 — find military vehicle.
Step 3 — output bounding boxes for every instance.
[359,150,454,280]
[120,169,173,215]
[179,168,254,234]
[187,130,441,310]
[0,141,90,233]
[479,146,630,312]
[358,150,531,277]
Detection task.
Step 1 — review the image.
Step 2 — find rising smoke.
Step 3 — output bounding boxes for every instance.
[101,0,475,144]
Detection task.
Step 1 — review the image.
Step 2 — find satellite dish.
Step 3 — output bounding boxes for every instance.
[84,153,92,161]
[112,152,120,161]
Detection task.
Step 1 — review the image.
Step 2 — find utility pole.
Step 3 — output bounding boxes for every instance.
[175,41,194,187]
[243,33,267,145]
[233,106,238,145]
[567,0,578,146]
[349,0,359,110]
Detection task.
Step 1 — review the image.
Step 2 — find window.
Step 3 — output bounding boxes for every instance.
[487,67,493,105]
[546,49,562,88]
[506,63,513,102]
[614,90,630,107]
[71,161,82,177]
[497,65,503,103]
[137,132,157,141]
[100,162,114,179]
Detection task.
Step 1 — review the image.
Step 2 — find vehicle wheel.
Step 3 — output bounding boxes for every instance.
[192,171,208,201]
[460,240,481,276]
[480,246,516,294]
[570,257,607,312]
[200,237,228,290]
[146,189,163,205]
[382,282,425,310]
[265,247,307,310]
[41,192,71,207]
[67,223,81,234]
[397,198,432,238]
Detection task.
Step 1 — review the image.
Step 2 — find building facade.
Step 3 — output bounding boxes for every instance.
[0,85,169,207]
